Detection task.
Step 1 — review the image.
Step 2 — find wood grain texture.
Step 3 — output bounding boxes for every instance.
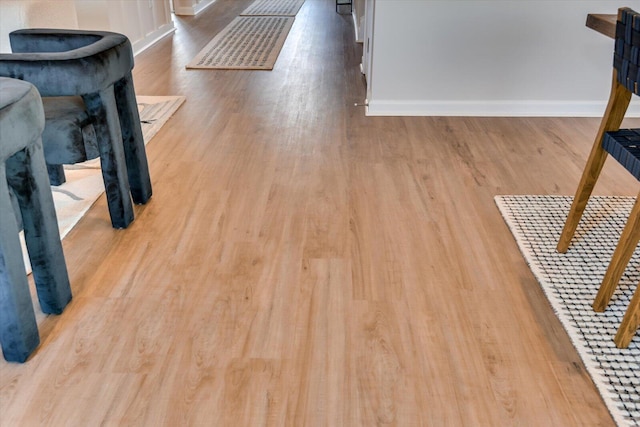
[586,13,617,39]
[616,281,640,348]
[2,0,639,425]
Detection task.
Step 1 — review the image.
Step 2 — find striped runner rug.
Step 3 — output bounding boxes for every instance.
[240,0,305,16]
[186,16,294,70]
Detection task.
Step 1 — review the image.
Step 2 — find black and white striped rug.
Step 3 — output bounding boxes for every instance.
[241,0,305,16]
[186,16,294,70]
[495,195,639,426]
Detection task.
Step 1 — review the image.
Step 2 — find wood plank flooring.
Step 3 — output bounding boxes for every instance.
[2,0,639,424]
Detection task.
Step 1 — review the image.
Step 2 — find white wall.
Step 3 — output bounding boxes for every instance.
[75,0,175,54]
[0,0,175,55]
[0,0,78,53]
[367,0,640,117]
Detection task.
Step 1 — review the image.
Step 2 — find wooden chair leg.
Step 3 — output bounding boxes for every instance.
[557,76,631,253]
[614,282,640,348]
[593,191,640,312]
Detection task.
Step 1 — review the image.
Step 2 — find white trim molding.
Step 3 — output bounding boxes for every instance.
[132,23,176,56]
[174,0,217,16]
[366,99,640,118]
[352,11,362,43]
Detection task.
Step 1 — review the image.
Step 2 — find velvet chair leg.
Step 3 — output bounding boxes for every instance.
[83,87,134,229]
[46,163,66,186]
[557,77,631,253]
[115,73,152,205]
[0,163,40,363]
[6,143,72,314]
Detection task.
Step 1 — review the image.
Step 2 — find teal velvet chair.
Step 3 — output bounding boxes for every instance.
[0,77,72,363]
[0,29,152,229]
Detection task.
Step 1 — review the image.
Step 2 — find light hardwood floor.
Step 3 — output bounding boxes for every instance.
[2,0,639,425]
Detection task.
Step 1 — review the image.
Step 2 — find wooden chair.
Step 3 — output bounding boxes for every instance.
[557,7,640,348]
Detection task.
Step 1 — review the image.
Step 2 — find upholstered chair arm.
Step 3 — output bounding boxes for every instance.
[0,29,134,97]
[9,29,104,53]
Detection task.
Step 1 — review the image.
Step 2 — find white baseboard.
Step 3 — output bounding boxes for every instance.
[366,99,640,118]
[174,0,217,16]
[352,11,362,43]
[132,23,176,56]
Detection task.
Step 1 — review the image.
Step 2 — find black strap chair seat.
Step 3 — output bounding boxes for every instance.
[602,129,640,180]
